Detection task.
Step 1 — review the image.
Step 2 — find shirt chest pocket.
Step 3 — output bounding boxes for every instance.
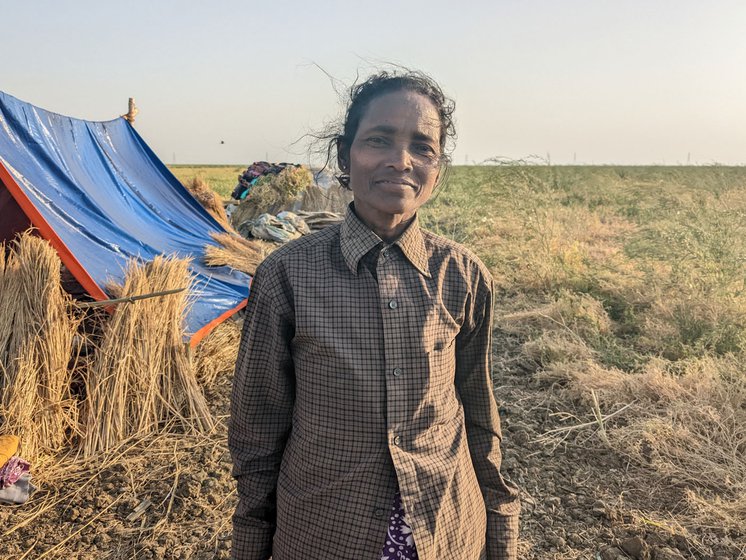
[404,299,461,395]
[409,298,462,355]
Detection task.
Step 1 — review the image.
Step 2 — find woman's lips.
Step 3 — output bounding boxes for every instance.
[375,179,417,189]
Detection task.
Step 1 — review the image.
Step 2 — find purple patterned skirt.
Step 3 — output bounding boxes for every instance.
[379,491,418,560]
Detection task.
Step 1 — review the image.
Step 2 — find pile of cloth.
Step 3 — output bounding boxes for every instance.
[238,210,346,244]
[0,435,34,505]
[231,162,304,201]
[240,211,310,243]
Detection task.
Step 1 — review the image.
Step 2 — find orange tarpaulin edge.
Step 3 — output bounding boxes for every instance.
[0,160,109,302]
[189,298,247,347]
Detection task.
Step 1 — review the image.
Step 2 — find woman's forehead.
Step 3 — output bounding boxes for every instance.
[356,90,441,141]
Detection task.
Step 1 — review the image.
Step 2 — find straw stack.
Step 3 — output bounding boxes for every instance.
[82,255,213,456]
[203,232,265,276]
[185,177,234,232]
[194,319,242,385]
[0,234,79,460]
[299,183,352,215]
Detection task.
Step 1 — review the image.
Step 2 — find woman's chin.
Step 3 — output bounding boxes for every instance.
[358,200,416,220]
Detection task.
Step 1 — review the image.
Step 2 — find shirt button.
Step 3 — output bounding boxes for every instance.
[392,367,402,377]
[388,300,398,309]
[374,507,386,518]
[393,435,402,446]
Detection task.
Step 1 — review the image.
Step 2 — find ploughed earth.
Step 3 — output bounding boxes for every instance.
[0,321,738,560]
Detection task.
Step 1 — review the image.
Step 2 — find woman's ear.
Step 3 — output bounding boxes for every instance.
[337,139,349,173]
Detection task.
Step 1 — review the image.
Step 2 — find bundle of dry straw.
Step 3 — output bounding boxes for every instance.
[203,232,265,276]
[0,234,79,461]
[185,177,234,232]
[82,256,213,456]
[231,166,313,226]
[194,319,242,385]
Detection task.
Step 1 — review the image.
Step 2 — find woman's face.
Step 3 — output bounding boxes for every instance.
[346,90,442,228]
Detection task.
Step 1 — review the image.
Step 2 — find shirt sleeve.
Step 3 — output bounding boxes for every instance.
[455,272,521,560]
[229,261,295,560]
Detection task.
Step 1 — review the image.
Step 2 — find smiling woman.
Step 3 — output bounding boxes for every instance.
[229,70,521,560]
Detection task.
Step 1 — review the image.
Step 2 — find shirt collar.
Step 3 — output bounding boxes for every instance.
[340,204,431,278]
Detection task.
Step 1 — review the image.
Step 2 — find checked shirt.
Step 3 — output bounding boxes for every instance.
[229,206,520,560]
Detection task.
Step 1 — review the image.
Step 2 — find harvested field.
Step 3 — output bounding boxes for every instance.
[2,165,745,559]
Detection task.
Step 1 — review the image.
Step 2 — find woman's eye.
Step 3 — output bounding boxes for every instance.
[414,144,437,157]
[365,136,387,146]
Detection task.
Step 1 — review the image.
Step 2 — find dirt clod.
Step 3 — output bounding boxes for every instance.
[621,536,648,559]
[652,547,686,560]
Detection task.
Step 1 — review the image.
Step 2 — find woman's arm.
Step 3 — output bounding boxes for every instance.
[229,260,295,560]
[455,274,521,560]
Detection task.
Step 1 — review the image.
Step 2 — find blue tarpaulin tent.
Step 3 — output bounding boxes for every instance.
[0,91,249,345]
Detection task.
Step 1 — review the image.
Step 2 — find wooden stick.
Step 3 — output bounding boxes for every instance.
[123,98,139,124]
[73,287,186,308]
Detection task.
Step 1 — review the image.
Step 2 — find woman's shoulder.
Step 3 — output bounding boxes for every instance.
[420,228,493,285]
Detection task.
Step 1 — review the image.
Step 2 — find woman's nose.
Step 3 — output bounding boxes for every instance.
[386,145,414,171]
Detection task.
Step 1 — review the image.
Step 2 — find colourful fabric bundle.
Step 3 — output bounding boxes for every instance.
[0,456,30,488]
[0,437,35,505]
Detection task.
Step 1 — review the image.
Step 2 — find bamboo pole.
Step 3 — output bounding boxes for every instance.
[123,98,139,124]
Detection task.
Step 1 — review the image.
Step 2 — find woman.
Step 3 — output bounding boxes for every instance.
[229,70,520,560]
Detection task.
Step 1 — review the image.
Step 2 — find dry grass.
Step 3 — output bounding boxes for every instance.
[0,233,80,461]
[194,319,242,385]
[82,256,213,457]
[518,331,596,370]
[500,291,613,340]
[184,177,234,232]
[253,166,313,202]
[203,232,266,276]
[2,430,235,559]
[539,355,746,534]
[441,165,746,549]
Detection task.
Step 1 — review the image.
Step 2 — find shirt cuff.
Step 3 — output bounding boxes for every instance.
[487,512,520,560]
[231,517,273,560]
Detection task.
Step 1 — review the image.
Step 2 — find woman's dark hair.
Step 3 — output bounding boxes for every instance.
[326,70,456,189]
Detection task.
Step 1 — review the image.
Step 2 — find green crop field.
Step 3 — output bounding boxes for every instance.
[169,164,244,199]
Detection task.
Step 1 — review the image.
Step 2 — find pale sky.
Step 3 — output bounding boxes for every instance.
[3,0,745,165]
